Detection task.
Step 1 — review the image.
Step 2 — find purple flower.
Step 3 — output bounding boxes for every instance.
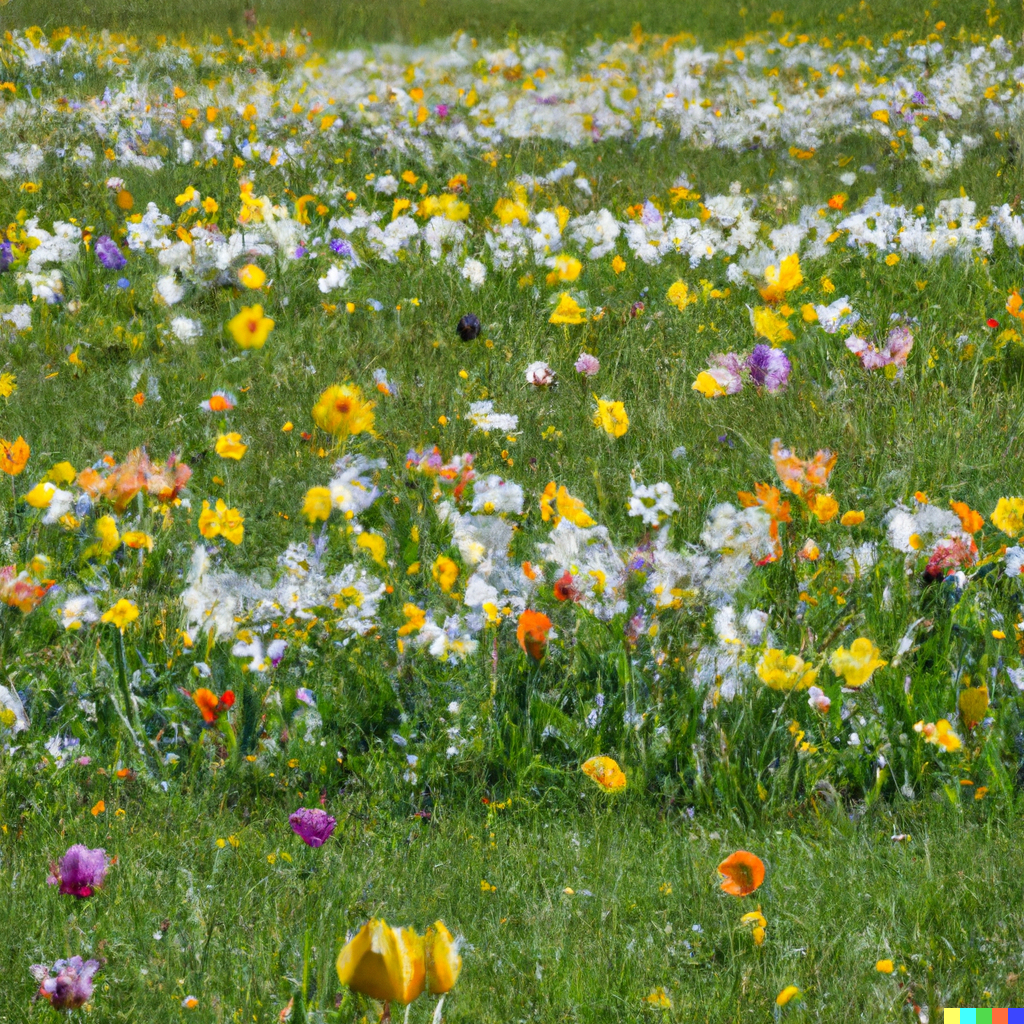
[746,344,792,392]
[0,239,12,272]
[457,313,481,340]
[289,807,337,848]
[574,352,600,376]
[294,245,307,258]
[911,90,926,105]
[32,956,100,1010]
[94,235,126,271]
[47,845,108,898]
[435,103,449,119]
[329,238,354,258]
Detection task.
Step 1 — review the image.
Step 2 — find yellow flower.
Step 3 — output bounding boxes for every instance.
[44,461,76,484]
[611,254,626,274]
[775,985,801,1007]
[756,649,818,690]
[667,280,697,310]
[840,510,865,526]
[807,492,839,523]
[741,910,767,945]
[432,555,459,593]
[644,988,672,1009]
[227,304,274,349]
[336,919,425,1006]
[692,371,726,398]
[398,604,426,636]
[84,515,121,559]
[303,487,333,522]
[581,755,627,791]
[885,253,900,266]
[549,292,586,324]
[752,306,795,344]
[991,496,1024,538]
[546,254,582,284]
[357,532,386,566]
[759,253,803,302]
[311,384,376,440]
[876,959,894,974]
[424,921,462,994]
[122,530,154,552]
[593,397,629,438]
[215,433,248,460]
[539,482,595,527]
[830,638,886,687]
[493,197,529,226]
[0,436,30,476]
[23,481,56,508]
[0,372,16,398]
[198,499,245,545]
[914,719,961,752]
[101,598,139,631]
[237,263,266,289]
[958,684,989,730]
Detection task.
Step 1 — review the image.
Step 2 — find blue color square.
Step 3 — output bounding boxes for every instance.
[1007,1010,1024,1024]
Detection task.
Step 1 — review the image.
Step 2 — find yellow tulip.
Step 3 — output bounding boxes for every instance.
[424,921,462,994]
[336,919,425,1005]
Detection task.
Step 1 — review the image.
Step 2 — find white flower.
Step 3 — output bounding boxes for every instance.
[807,686,831,713]
[317,264,349,293]
[155,274,184,306]
[627,480,678,527]
[468,400,518,433]
[461,257,487,288]
[1005,546,1024,578]
[169,317,202,342]
[471,475,524,515]
[525,360,555,386]
[59,595,100,631]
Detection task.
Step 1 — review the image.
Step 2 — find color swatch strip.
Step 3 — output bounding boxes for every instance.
[944,1011,1024,1023]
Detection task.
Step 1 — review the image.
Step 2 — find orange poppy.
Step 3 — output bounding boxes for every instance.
[517,609,552,661]
[717,851,765,896]
[192,688,235,724]
[0,436,30,476]
[553,571,579,603]
[770,440,836,499]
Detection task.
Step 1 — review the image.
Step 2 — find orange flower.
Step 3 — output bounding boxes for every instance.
[0,436,30,475]
[950,500,984,534]
[771,440,836,499]
[581,756,627,791]
[717,851,765,896]
[517,610,552,661]
[192,688,235,724]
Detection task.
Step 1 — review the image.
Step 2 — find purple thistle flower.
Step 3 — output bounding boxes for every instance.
[32,956,100,1010]
[289,807,337,848]
[746,344,792,393]
[47,845,108,898]
[94,235,126,271]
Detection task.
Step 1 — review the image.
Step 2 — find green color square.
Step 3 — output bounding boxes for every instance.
[977,1011,993,1024]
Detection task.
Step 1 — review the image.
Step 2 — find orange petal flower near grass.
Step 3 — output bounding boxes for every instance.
[0,436,30,476]
[717,850,765,896]
[517,609,552,661]
[581,756,627,792]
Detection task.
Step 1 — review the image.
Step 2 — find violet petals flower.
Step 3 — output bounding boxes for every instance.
[289,807,337,848]
[31,957,100,1010]
[47,844,108,898]
[746,344,792,392]
[94,235,127,271]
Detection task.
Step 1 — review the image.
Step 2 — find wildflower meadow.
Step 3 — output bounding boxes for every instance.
[4,0,1024,1019]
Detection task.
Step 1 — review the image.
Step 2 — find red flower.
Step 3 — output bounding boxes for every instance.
[192,688,235,724]
[553,571,580,603]
[986,318,999,329]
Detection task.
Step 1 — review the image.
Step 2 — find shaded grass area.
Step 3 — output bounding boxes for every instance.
[1,779,1021,1022]
[0,0,1020,50]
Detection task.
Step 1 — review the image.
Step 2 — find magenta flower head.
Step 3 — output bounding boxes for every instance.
[47,845,108,898]
[32,956,100,1010]
[289,807,337,848]
[746,344,792,393]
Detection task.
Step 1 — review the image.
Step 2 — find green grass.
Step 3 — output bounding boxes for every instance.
[1,0,1022,50]
[3,782,1023,1022]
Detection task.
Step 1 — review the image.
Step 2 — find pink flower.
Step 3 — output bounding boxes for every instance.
[807,686,831,714]
[574,352,600,376]
[289,807,337,848]
[845,325,914,370]
[525,361,555,387]
[32,957,100,1010]
[47,845,108,898]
